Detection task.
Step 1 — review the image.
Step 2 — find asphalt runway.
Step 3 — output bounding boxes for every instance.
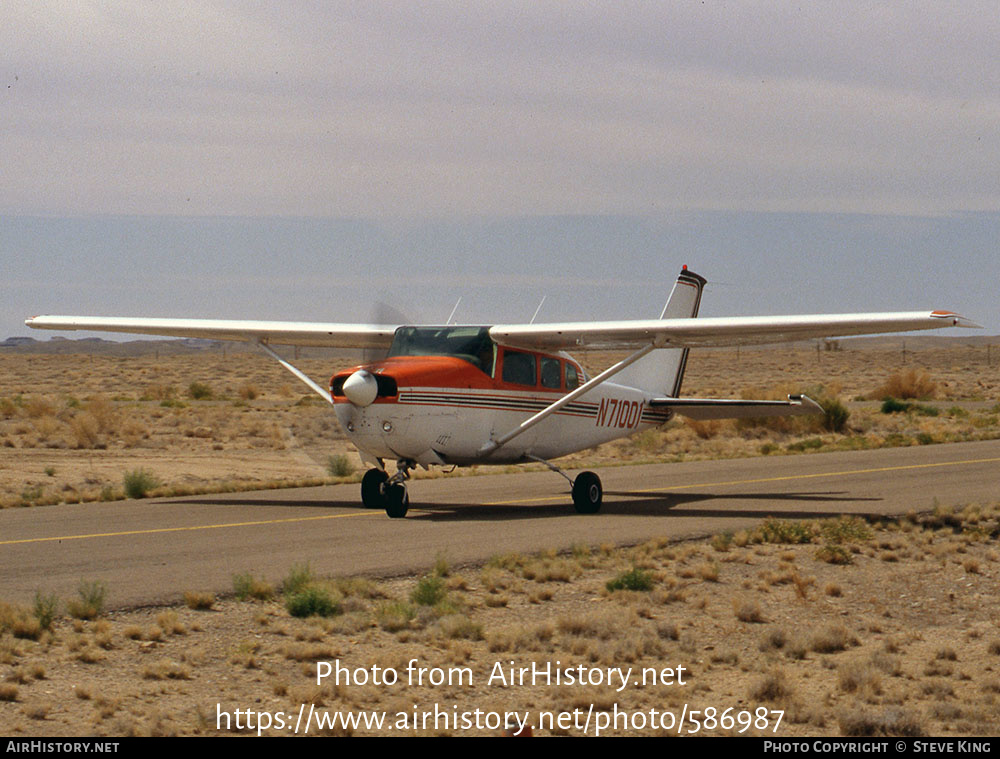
[2,439,999,607]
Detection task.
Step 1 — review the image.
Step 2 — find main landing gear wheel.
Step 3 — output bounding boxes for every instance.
[361,469,388,509]
[384,483,409,519]
[572,471,602,514]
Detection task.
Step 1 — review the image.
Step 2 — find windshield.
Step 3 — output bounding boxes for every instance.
[388,326,495,374]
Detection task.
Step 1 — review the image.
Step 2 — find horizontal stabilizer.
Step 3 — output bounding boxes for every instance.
[650,394,823,420]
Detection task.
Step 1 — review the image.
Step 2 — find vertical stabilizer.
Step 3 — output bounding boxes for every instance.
[615,267,706,397]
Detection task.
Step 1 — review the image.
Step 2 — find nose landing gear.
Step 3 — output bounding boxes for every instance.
[360,461,414,518]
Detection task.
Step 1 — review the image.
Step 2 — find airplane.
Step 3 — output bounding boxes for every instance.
[25,267,979,518]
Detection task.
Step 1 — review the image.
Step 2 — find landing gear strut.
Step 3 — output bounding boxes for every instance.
[526,455,603,514]
[383,460,414,518]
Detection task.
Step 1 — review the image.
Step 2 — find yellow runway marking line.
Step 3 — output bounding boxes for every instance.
[485,455,1000,506]
[0,510,375,546]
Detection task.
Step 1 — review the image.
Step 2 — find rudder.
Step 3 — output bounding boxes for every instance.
[615,267,706,397]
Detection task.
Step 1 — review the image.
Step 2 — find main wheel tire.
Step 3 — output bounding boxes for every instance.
[384,483,409,518]
[361,469,388,509]
[572,471,602,514]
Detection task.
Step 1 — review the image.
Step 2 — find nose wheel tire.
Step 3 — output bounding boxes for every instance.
[572,471,602,514]
[385,483,409,518]
[361,469,389,509]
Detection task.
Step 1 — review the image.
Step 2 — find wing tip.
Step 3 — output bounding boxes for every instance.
[930,311,982,329]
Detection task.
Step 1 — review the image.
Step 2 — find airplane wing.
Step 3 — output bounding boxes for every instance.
[490,311,980,351]
[23,316,397,349]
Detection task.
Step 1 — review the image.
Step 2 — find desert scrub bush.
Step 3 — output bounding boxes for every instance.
[32,592,59,630]
[606,567,654,592]
[187,382,214,400]
[282,563,314,596]
[375,601,416,632]
[285,586,341,618]
[67,580,106,620]
[123,468,160,499]
[820,515,874,544]
[880,398,937,416]
[816,393,850,433]
[233,572,274,601]
[326,454,355,478]
[757,518,816,544]
[710,531,733,552]
[410,574,448,606]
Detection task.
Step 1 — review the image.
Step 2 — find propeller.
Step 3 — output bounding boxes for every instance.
[362,301,410,364]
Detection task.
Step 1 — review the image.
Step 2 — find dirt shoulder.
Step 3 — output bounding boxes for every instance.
[2,505,999,737]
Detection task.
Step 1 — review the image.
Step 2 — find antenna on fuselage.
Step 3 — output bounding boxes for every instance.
[446,297,462,324]
[529,296,547,324]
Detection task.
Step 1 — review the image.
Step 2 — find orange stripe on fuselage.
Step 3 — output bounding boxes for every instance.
[331,354,569,398]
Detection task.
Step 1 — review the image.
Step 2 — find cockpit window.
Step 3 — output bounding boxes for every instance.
[565,362,579,390]
[540,357,562,389]
[388,326,495,373]
[501,349,536,386]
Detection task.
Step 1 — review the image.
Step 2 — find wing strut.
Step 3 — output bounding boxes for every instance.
[479,341,661,456]
[256,341,333,405]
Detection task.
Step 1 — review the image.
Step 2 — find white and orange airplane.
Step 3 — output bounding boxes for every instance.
[26,267,979,518]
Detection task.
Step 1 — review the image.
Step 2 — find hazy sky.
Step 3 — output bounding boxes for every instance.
[3,2,998,334]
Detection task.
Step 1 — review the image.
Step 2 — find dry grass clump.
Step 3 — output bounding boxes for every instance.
[434,614,484,641]
[0,602,43,641]
[0,683,19,702]
[142,660,192,680]
[871,369,938,400]
[487,623,555,653]
[838,707,924,737]
[749,668,792,701]
[374,601,416,632]
[232,572,274,601]
[66,581,106,620]
[838,659,883,699]
[734,599,766,623]
[184,591,215,610]
[810,624,857,654]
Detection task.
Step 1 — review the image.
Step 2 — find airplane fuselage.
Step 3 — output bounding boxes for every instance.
[331,352,672,467]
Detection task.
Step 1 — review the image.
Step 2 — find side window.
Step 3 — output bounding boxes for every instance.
[540,357,562,389]
[501,350,537,386]
[565,362,579,390]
